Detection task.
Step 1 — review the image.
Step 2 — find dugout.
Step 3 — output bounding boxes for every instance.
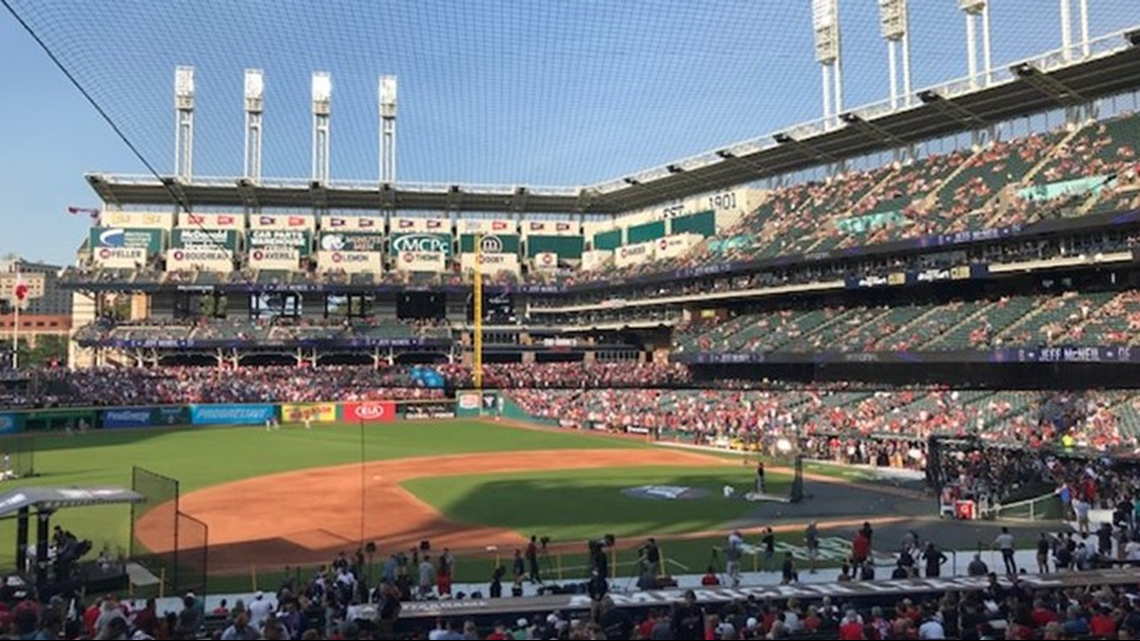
[0,486,143,598]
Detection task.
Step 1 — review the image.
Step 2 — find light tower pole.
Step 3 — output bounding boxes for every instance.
[1059,0,1091,60]
[244,69,264,184]
[879,0,912,110]
[812,0,842,126]
[379,75,397,185]
[959,0,992,89]
[174,66,195,180]
[311,72,332,183]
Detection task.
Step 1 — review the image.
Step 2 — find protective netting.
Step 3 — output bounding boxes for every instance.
[4,0,1137,189]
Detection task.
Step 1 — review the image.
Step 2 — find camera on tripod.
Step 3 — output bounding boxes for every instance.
[539,535,551,548]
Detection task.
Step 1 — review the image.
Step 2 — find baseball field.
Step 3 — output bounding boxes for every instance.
[0,418,897,592]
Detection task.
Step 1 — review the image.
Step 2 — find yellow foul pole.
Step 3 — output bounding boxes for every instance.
[473,233,483,391]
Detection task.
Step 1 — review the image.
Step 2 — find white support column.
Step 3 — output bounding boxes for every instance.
[174,66,195,180]
[821,65,832,123]
[981,2,992,86]
[1079,0,1090,58]
[1060,0,1073,61]
[244,69,264,183]
[901,31,912,106]
[833,48,843,116]
[888,41,898,109]
[966,13,978,89]
[311,72,332,184]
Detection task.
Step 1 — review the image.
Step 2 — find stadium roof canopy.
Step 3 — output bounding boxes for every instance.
[0,487,144,518]
[6,1,1140,214]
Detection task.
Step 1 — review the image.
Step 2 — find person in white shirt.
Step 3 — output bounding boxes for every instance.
[246,591,273,630]
[725,531,744,587]
[918,612,946,639]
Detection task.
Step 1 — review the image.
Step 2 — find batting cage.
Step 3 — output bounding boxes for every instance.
[0,437,35,480]
[130,466,208,595]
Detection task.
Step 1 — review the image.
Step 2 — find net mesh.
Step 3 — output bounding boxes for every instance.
[130,466,178,591]
[4,0,1137,190]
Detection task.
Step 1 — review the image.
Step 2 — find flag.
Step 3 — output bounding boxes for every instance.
[329,217,346,227]
[427,219,443,229]
[67,206,100,220]
[556,222,573,232]
[399,219,414,229]
[359,218,375,228]
[14,274,28,302]
[288,216,306,227]
[187,214,206,225]
[492,220,508,231]
[218,215,235,226]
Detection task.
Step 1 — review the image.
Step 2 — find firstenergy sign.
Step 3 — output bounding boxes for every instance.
[389,233,452,256]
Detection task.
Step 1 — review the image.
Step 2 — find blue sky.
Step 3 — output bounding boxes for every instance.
[1,0,1138,265]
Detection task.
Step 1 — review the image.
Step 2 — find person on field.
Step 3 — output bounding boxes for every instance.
[526,536,542,584]
[418,554,436,599]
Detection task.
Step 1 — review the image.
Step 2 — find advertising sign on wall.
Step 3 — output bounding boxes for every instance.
[189,404,276,426]
[248,229,312,256]
[317,251,383,274]
[166,248,234,272]
[341,402,396,423]
[92,246,147,268]
[318,232,386,253]
[281,403,338,424]
[0,413,22,435]
[250,214,315,231]
[100,211,174,230]
[89,227,165,256]
[389,233,453,256]
[248,248,300,270]
[395,251,446,272]
[172,228,239,250]
[178,213,243,230]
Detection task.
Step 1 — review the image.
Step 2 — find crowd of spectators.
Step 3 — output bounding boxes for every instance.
[507,387,1137,456]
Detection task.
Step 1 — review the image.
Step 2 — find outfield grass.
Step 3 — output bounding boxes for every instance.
[403,466,790,541]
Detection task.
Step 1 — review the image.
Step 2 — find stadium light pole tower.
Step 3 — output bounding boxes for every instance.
[379,75,397,185]
[958,0,992,89]
[311,72,332,183]
[879,0,912,110]
[243,69,264,184]
[174,66,195,181]
[812,0,842,127]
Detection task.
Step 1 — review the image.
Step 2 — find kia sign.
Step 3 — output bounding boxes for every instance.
[342,402,396,423]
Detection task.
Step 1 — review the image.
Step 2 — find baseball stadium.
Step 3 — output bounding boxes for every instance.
[3,1,1140,639]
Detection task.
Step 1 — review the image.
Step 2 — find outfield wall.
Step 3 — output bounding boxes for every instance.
[0,398,459,435]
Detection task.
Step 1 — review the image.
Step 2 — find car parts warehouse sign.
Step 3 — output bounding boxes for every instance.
[248,229,312,256]
[390,233,452,256]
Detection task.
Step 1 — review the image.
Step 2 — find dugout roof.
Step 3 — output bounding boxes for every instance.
[0,487,144,518]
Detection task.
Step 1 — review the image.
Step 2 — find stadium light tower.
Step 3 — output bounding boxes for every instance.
[812,0,842,126]
[879,0,912,109]
[311,72,332,184]
[244,69,264,184]
[379,75,397,185]
[174,66,195,180]
[958,0,992,89]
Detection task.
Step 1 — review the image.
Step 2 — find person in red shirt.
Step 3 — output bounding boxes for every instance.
[485,621,510,640]
[851,531,871,566]
[839,610,865,640]
[1089,607,1118,637]
[1030,599,1059,628]
[700,566,721,586]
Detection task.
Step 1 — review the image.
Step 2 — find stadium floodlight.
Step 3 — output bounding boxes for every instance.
[1059,0,1091,61]
[878,0,912,109]
[958,0,991,89]
[311,72,332,183]
[311,72,332,113]
[244,70,264,183]
[174,66,195,180]
[379,75,397,185]
[812,0,842,126]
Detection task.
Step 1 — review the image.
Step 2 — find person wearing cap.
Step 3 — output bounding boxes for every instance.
[220,612,258,641]
[247,590,273,630]
[726,530,743,587]
[510,617,531,640]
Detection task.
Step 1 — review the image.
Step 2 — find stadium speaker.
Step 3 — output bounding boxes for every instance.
[1127,29,1140,47]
